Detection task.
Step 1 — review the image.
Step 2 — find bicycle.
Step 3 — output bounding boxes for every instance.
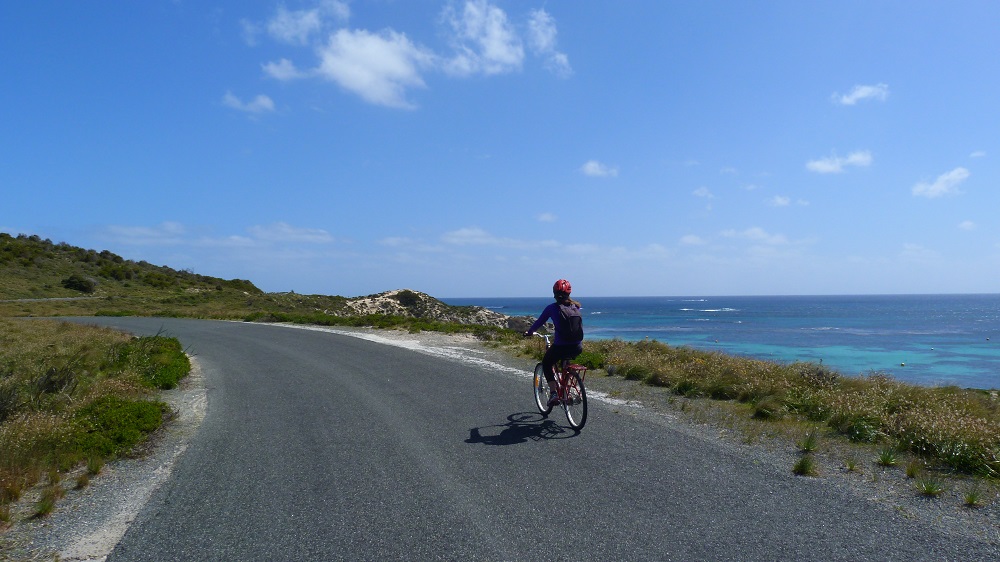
[532,334,588,430]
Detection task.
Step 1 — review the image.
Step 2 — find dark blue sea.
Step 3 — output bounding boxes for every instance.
[444,295,1000,390]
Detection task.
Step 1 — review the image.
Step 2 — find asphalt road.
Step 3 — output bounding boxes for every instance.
[72,318,996,561]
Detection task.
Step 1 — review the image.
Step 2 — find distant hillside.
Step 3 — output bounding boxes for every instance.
[0,232,261,300]
[0,232,527,331]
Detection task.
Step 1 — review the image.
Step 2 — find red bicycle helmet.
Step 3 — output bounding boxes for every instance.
[553,279,572,295]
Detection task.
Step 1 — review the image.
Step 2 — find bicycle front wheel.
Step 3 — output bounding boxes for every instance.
[563,371,587,430]
[533,363,552,416]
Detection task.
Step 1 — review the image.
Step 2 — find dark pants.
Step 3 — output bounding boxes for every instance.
[542,343,583,383]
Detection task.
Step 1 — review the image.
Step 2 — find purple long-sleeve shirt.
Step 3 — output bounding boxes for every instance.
[528,302,583,345]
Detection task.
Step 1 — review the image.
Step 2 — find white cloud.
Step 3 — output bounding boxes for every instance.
[692,186,714,199]
[721,227,788,245]
[581,160,618,177]
[527,9,571,77]
[680,234,706,245]
[912,167,969,198]
[315,29,434,109]
[243,1,570,110]
[767,196,790,207]
[442,0,523,76]
[806,150,872,174]
[263,58,304,81]
[247,222,333,243]
[441,227,531,249]
[833,83,889,106]
[958,220,976,231]
[970,150,986,158]
[537,212,557,223]
[222,92,275,114]
[240,19,261,46]
[101,222,187,245]
[266,1,349,45]
[900,243,940,260]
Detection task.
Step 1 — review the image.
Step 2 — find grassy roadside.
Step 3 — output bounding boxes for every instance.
[0,318,189,525]
[491,332,1000,496]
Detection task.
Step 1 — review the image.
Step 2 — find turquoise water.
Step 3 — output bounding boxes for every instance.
[444,295,1000,389]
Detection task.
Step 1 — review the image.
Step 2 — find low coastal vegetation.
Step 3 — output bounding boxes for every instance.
[0,318,189,522]
[508,335,1000,479]
[3,230,999,522]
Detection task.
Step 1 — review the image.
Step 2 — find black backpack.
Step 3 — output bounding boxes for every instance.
[558,304,584,342]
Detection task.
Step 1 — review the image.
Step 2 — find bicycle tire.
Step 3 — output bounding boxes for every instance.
[563,371,587,430]
[533,363,552,416]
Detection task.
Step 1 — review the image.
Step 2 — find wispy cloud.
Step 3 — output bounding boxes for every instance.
[97,221,332,247]
[721,227,788,245]
[527,9,571,77]
[832,83,889,106]
[581,160,618,177]
[900,243,940,261]
[767,196,808,207]
[970,150,986,158]
[248,222,334,243]
[441,227,526,248]
[100,222,188,246]
[222,91,275,114]
[680,234,706,245]
[692,186,714,199]
[537,212,557,223]
[958,220,976,231]
[912,167,969,198]
[442,0,523,76]
[263,58,304,80]
[806,150,872,174]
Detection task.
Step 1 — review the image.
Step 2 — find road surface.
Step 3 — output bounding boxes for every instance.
[66,318,996,561]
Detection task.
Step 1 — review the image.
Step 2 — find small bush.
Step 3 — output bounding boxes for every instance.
[793,454,818,476]
[61,274,95,293]
[109,336,190,390]
[753,395,785,420]
[915,477,945,497]
[876,447,898,467]
[74,396,166,458]
[575,351,605,370]
[963,485,985,508]
[798,430,819,453]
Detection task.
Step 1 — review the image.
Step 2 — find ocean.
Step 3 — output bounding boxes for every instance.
[443,294,1000,390]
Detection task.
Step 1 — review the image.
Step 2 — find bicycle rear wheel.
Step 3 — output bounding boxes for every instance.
[562,371,587,430]
[533,363,552,416]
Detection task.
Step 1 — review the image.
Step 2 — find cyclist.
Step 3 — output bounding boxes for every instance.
[524,279,584,407]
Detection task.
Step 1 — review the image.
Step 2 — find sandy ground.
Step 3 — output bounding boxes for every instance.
[3,324,999,560]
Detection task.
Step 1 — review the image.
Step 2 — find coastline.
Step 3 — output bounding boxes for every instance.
[448,294,1000,390]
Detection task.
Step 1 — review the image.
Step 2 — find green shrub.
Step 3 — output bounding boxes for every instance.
[575,350,605,370]
[108,336,190,390]
[753,395,785,420]
[793,454,818,476]
[61,274,95,293]
[74,396,166,458]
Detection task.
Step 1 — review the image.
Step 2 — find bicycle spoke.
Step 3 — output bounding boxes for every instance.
[533,363,552,416]
[563,372,587,430]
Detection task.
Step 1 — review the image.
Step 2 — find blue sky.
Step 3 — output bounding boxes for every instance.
[3,1,1000,298]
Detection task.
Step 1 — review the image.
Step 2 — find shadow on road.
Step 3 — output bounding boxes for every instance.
[465,412,579,445]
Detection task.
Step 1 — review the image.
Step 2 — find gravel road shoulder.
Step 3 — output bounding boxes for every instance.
[1,358,207,562]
